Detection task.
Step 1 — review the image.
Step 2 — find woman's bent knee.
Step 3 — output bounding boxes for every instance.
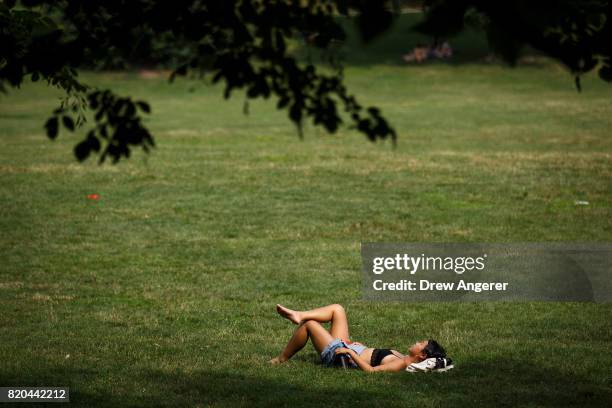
[304,320,322,329]
[331,304,345,314]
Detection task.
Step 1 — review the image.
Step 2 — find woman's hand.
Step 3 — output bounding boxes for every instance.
[335,347,352,355]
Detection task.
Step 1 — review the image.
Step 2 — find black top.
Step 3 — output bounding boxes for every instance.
[370,348,397,367]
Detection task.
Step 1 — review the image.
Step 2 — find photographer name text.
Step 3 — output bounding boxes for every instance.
[372,279,508,292]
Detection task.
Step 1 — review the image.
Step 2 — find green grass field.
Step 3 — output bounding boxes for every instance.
[1,15,612,407]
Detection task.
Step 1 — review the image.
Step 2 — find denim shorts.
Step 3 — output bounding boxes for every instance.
[320,338,364,368]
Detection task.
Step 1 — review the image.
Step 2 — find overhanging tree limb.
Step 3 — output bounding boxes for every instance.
[1,1,610,162]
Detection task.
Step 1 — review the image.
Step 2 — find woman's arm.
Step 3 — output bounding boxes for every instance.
[335,348,374,371]
[335,348,407,372]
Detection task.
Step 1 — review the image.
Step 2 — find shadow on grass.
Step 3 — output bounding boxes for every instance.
[5,358,604,407]
[384,358,612,408]
[1,356,609,407]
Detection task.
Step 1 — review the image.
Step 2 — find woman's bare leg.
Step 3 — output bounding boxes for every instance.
[276,304,350,340]
[270,320,335,364]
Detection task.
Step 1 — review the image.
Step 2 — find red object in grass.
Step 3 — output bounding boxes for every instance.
[87,194,100,200]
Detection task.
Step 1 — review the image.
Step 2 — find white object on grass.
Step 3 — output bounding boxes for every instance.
[406,357,454,373]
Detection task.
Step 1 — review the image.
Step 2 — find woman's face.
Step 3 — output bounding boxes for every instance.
[409,340,428,358]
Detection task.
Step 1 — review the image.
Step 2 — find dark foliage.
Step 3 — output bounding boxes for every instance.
[418,1,612,88]
[0,1,610,162]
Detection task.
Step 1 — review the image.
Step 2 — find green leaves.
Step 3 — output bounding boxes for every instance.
[9,1,612,163]
[74,131,102,162]
[44,89,154,162]
[84,90,155,163]
[62,116,74,131]
[417,0,612,85]
[136,101,151,113]
[44,117,58,140]
[598,60,612,82]
[44,112,78,141]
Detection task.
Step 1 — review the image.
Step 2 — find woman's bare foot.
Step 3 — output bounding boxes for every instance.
[276,304,301,325]
[269,356,286,365]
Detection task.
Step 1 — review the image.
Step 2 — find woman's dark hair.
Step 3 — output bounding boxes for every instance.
[423,339,446,358]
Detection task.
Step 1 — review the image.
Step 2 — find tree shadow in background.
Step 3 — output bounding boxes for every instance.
[299,15,553,69]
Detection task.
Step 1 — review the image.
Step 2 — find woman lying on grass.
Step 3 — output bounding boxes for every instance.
[270,303,447,372]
